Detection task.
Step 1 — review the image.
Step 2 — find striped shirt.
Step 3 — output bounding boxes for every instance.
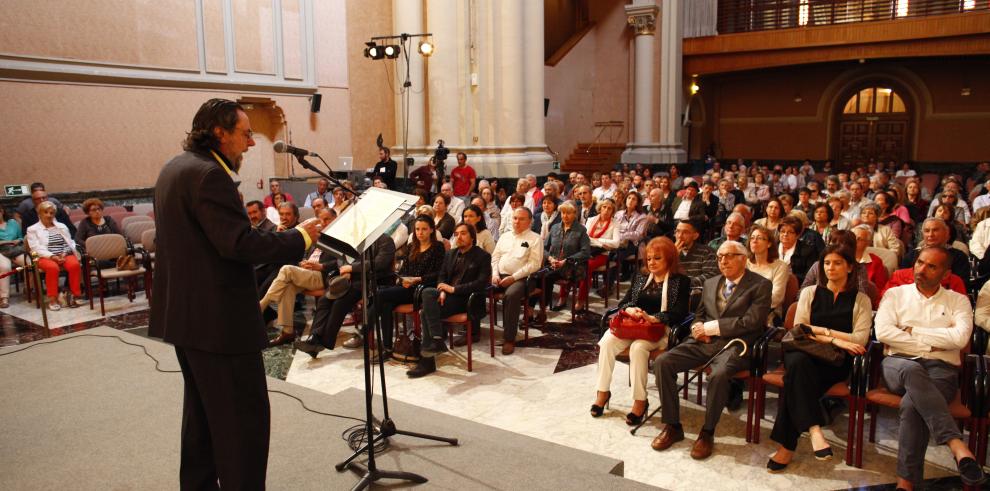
[46,227,70,256]
[680,243,719,288]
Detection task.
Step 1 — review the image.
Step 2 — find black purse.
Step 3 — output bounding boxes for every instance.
[781,323,845,367]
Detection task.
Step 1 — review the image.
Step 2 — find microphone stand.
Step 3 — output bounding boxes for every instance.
[295,153,458,490]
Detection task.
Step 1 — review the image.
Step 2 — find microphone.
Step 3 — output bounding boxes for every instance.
[273,140,319,158]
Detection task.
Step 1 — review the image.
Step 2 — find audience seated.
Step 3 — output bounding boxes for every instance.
[0,206,26,309]
[543,202,591,311]
[431,194,456,240]
[461,205,495,254]
[26,201,82,310]
[303,178,333,208]
[754,198,784,235]
[533,195,561,242]
[859,203,904,259]
[246,200,276,232]
[901,218,970,288]
[874,246,985,489]
[746,225,790,324]
[675,219,719,288]
[767,243,871,472]
[408,223,492,377]
[372,216,445,357]
[594,237,690,425]
[490,207,543,355]
[708,212,747,251]
[777,216,817,285]
[74,198,122,254]
[651,241,771,460]
[19,187,76,237]
[851,224,890,292]
[614,191,647,279]
[500,193,526,237]
[584,198,620,297]
[13,182,64,224]
[808,202,836,243]
[478,187,502,238]
[262,180,294,207]
[670,182,707,228]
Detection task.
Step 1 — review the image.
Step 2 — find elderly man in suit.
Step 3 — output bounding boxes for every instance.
[651,240,771,460]
[151,98,320,489]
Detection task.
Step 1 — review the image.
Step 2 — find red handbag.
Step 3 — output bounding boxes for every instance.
[609,310,666,342]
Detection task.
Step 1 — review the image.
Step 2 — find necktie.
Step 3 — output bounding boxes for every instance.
[723,280,735,300]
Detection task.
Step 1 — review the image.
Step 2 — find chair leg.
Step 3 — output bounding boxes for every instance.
[682,372,689,399]
[696,371,704,405]
[466,322,473,372]
[746,380,756,443]
[845,396,856,466]
[855,399,866,468]
[98,277,106,316]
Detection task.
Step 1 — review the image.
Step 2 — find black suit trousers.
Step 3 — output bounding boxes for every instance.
[311,287,363,349]
[175,346,269,490]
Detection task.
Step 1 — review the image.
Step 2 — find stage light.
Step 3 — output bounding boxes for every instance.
[384,44,401,59]
[418,40,434,57]
[690,82,700,95]
[363,42,383,60]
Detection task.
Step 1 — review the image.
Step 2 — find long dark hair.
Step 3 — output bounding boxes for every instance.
[462,205,487,231]
[409,216,440,263]
[817,243,859,294]
[183,98,244,154]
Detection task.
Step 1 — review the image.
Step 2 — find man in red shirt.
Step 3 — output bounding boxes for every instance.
[450,152,476,199]
[880,266,967,298]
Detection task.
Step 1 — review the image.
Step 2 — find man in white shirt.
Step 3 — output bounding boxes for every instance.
[440,182,465,223]
[491,207,544,355]
[874,246,985,489]
[592,173,617,202]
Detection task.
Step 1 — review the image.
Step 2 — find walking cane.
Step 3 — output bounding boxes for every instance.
[630,338,748,435]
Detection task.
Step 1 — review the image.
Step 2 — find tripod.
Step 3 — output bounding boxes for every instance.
[333,247,458,489]
[298,167,458,490]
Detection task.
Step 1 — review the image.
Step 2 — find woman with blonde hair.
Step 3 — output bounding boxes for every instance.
[26,201,82,310]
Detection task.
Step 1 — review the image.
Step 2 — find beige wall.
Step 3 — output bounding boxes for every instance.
[0,0,357,199]
[545,0,631,160]
[345,0,396,171]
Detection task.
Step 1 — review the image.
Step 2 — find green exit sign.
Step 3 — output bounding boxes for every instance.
[552,160,560,170]
[4,185,28,197]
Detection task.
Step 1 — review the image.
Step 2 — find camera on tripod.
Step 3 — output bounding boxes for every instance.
[432,139,449,193]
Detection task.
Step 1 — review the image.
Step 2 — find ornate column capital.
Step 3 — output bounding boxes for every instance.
[625,3,659,36]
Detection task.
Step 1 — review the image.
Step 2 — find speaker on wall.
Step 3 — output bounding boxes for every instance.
[310,93,322,113]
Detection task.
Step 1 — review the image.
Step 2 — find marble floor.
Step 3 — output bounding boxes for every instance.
[0,283,980,490]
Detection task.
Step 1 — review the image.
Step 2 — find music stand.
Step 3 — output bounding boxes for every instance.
[316,187,458,490]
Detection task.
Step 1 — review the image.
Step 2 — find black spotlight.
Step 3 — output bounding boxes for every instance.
[363,42,383,60]
[383,44,401,59]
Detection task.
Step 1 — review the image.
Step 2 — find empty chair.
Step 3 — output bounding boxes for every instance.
[83,234,146,316]
[120,214,154,230]
[132,203,154,215]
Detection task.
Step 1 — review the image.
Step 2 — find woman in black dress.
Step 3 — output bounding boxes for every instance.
[376,216,446,357]
[767,243,871,472]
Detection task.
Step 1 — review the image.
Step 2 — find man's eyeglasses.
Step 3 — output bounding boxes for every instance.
[716,253,746,261]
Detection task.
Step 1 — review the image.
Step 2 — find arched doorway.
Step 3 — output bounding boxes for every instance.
[834,83,911,167]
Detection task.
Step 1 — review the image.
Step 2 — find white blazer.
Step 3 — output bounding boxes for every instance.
[26,221,78,258]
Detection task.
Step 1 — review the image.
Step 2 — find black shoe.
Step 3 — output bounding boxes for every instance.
[407,357,436,378]
[421,338,448,357]
[550,303,566,312]
[726,379,744,411]
[293,339,325,359]
[813,446,833,461]
[590,391,611,418]
[625,401,649,426]
[766,458,789,473]
[957,457,987,486]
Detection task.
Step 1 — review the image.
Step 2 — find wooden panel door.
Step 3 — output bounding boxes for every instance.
[874,120,908,163]
[836,118,908,166]
[838,121,871,164]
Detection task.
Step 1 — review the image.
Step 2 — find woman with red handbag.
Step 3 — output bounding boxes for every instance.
[592,237,690,425]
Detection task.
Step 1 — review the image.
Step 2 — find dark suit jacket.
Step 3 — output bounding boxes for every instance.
[368,159,398,189]
[150,150,306,354]
[787,240,818,284]
[669,197,707,224]
[696,270,772,347]
[440,245,491,296]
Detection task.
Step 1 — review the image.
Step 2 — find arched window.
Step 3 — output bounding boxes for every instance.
[842,86,906,115]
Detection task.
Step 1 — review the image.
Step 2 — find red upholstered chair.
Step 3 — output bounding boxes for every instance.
[755,302,863,465]
[853,339,985,474]
[442,290,490,372]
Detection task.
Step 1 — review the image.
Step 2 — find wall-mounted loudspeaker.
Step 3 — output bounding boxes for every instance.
[310,93,322,113]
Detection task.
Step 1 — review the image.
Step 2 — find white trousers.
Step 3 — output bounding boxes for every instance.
[596,331,667,402]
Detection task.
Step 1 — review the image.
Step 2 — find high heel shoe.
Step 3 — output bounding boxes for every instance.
[766,458,789,473]
[813,446,833,461]
[625,401,649,426]
[590,392,611,418]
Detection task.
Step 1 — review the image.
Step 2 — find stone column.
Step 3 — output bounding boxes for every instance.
[657,0,687,163]
[394,0,426,168]
[426,0,461,151]
[621,0,685,164]
[523,0,546,152]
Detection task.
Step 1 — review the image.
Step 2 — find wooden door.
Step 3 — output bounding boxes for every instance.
[834,85,911,167]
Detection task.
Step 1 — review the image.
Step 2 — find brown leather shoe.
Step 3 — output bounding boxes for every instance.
[651,424,684,451]
[501,341,515,355]
[690,431,714,460]
[268,331,295,348]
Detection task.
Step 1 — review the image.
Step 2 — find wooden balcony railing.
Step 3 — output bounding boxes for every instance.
[717,0,989,34]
